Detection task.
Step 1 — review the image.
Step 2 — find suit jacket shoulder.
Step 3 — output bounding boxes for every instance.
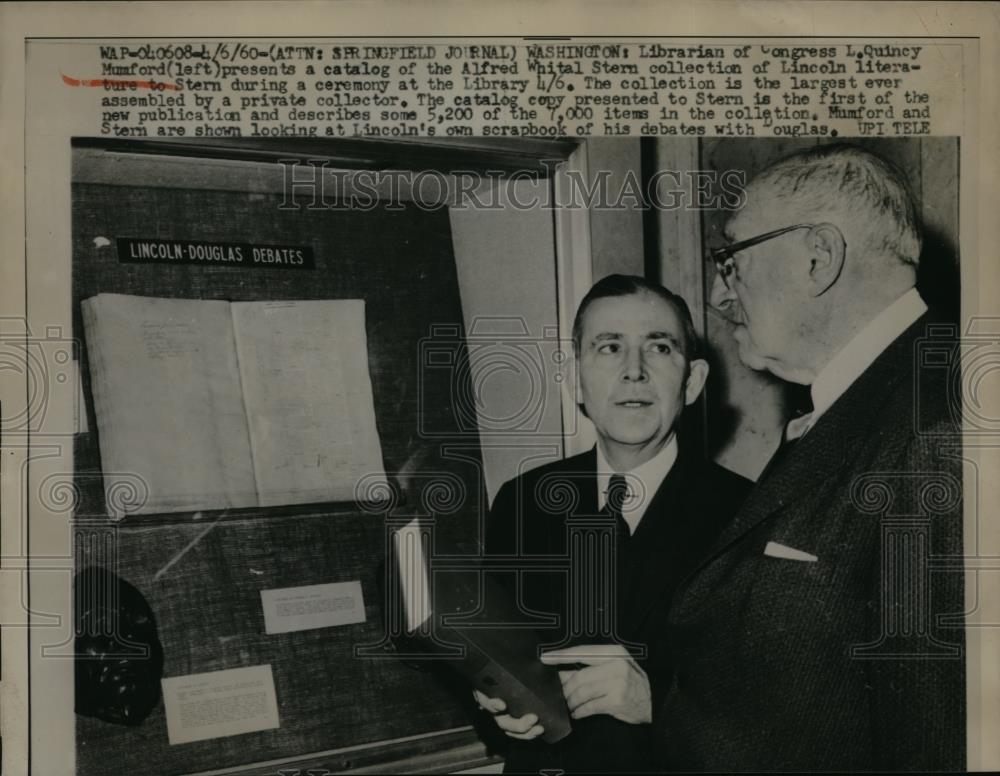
[484,449,598,557]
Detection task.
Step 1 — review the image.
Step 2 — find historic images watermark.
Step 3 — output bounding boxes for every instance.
[278,160,748,212]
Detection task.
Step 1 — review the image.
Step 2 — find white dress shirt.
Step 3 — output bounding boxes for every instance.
[595,435,679,536]
[802,287,927,435]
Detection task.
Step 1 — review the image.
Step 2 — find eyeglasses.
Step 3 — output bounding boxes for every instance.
[710,224,815,288]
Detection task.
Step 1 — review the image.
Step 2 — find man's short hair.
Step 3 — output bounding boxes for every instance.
[571,274,701,361]
[752,143,922,267]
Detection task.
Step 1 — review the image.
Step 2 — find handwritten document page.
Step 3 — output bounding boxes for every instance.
[230,299,388,507]
[82,293,257,517]
[161,665,280,745]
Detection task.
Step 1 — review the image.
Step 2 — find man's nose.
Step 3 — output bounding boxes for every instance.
[709,271,740,320]
[622,347,647,381]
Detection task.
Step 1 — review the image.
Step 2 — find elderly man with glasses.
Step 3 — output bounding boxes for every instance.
[655,143,965,771]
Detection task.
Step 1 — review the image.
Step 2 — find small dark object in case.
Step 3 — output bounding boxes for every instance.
[74,566,164,726]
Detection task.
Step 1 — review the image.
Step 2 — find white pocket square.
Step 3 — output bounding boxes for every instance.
[764,541,818,562]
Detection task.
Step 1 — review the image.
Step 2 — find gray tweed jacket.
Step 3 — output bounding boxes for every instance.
[656,312,966,771]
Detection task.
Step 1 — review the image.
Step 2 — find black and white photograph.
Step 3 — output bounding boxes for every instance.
[62,133,967,774]
[2,5,997,775]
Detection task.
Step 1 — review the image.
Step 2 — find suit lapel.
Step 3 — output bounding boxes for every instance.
[707,405,852,550]
[621,448,693,631]
[562,445,685,633]
[689,314,928,578]
[568,448,599,519]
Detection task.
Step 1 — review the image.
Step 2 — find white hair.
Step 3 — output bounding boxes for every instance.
[752,144,922,267]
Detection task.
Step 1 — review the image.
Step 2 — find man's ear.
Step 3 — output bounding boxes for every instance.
[683,359,710,406]
[807,222,846,296]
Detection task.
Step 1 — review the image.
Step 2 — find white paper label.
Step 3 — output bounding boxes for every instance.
[394,519,432,632]
[260,581,366,634]
[162,665,279,745]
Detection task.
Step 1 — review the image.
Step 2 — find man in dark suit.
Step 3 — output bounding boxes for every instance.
[657,144,965,770]
[475,274,750,773]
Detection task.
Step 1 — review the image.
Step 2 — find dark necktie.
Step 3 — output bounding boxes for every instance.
[604,474,632,609]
